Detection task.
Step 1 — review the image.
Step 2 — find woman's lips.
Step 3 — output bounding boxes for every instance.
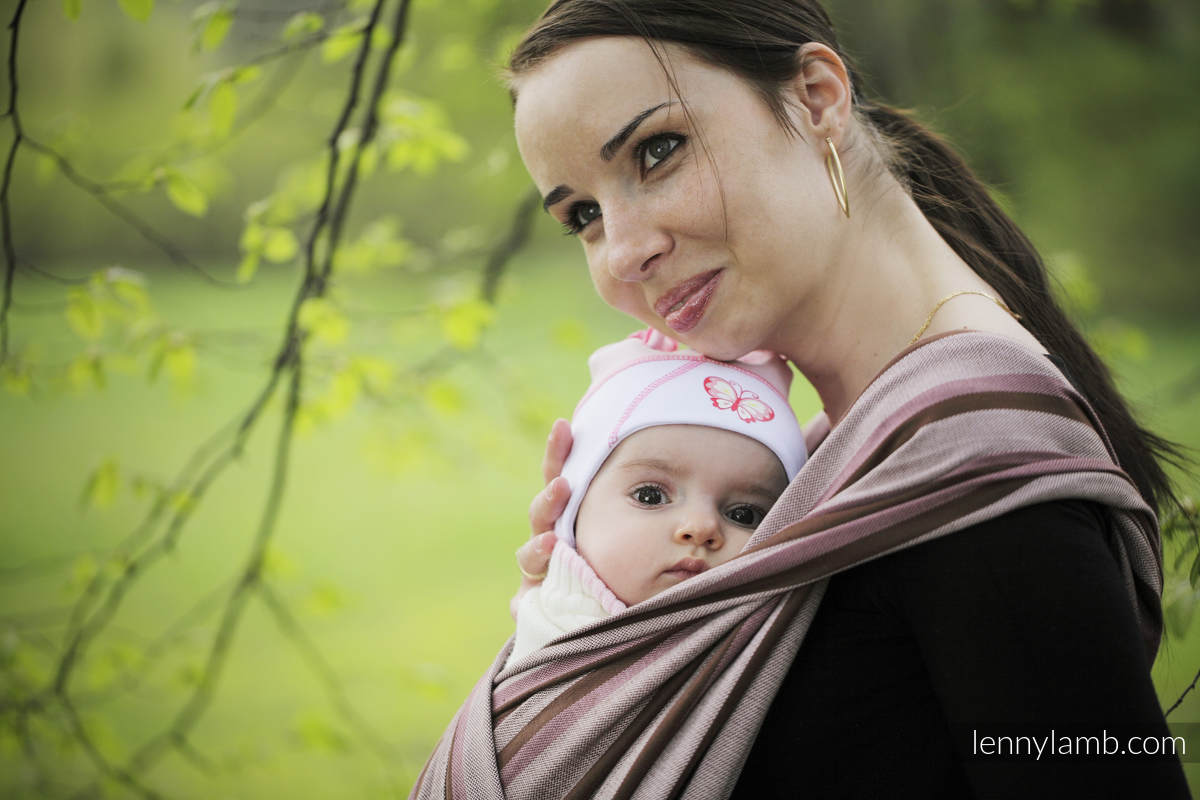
[654,270,722,334]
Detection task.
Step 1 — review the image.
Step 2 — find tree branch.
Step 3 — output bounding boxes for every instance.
[1165,664,1200,717]
[480,187,541,304]
[52,1,415,792]
[71,579,235,707]
[20,136,242,288]
[259,582,404,778]
[0,0,30,367]
[12,1,545,794]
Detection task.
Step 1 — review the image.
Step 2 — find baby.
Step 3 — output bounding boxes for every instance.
[507,332,807,666]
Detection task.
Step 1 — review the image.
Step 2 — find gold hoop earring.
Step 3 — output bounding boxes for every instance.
[825,136,850,218]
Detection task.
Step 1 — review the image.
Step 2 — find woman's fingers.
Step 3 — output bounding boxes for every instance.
[529,476,570,535]
[541,418,573,484]
[511,530,557,619]
[511,420,572,620]
[516,530,556,579]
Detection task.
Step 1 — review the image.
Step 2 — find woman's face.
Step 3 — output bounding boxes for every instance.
[513,37,847,361]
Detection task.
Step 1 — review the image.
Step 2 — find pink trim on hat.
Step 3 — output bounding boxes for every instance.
[606,361,703,448]
[628,328,679,351]
[577,353,792,417]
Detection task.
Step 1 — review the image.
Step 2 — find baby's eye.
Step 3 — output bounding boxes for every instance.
[639,134,684,172]
[632,485,667,506]
[726,505,766,528]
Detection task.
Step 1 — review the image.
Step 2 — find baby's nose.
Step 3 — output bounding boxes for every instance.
[672,515,725,550]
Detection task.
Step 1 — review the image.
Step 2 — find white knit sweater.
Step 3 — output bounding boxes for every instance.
[505,545,627,669]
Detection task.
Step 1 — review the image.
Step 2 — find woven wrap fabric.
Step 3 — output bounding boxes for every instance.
[409,332,1164,800]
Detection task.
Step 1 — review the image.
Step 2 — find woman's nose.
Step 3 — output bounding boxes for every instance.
[672,514,725,550]
[602,204,672,282]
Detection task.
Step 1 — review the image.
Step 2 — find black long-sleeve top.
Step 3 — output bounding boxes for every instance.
[730,500,1190,799]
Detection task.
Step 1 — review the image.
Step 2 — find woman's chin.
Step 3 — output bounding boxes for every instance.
[684,332,762,364]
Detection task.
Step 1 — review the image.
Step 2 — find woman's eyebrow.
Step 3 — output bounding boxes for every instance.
[600,102,670,161]
[543,185,573,211]
[542,102,676,212]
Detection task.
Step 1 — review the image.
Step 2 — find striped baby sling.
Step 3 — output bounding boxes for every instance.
[409,331,1163,800]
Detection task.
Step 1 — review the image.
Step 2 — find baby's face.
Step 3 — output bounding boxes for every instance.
[574,425,788,606]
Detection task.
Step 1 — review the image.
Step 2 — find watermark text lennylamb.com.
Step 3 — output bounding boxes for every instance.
[971,729,1186,761]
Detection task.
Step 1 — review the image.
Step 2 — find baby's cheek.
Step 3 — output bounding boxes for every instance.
[725,530,754,559]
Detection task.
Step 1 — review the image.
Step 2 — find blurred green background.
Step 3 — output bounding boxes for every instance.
[1,0,1197,796]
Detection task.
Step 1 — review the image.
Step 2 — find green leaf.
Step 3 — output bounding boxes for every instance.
[441,299,493,350]
[232,64,262,85]
[63,0,82,20]
[240,220,265,252]
[165,170,208,217]
[425,377,464,416]
[350,356,395,395]
[263,227,299,263]
[2,362,32,396]
[298,298,349,346]
[209,80,237,138]
[69,354,105,391]
[370,24,392,51]
[318,369,360,420]
[68,554,99,592]
[66,290,104,340]
[236,251,260,284]
[293,713,349,752]
[321,22,365,63]
[82,459,121,509]
[106,267,150,313]
[164,343,196,386]
[334,218,412,274]
[306,582,345,616]
[263,544,300,580]
[282,11,324,42]
[118,0,153,22]
[201,7,234,51]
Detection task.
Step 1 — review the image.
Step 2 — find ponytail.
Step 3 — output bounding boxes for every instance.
[863,101,1186,514]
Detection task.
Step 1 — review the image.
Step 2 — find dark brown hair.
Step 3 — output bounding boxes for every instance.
[509,0,1184,516]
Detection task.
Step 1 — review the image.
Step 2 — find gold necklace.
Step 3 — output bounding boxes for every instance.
[908,290,1021,346]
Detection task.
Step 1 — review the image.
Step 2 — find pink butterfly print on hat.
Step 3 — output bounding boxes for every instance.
[703,376,775,423]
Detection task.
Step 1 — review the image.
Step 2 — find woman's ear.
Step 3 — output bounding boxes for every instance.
[786,42,853,141]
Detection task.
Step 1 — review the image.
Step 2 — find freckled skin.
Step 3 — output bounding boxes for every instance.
[574,425,788,606]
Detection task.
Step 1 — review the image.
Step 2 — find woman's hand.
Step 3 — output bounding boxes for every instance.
[512,418,573,619]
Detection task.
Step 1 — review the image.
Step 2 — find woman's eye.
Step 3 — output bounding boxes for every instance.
[639,134,684,173]
[632,485,667,506]
[726,505,765,528]
[564,201,601,234]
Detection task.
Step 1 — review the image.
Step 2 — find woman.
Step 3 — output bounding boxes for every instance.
[417,1,1189,798]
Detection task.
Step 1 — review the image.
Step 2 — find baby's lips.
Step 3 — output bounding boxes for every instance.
[666,557,709,575]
